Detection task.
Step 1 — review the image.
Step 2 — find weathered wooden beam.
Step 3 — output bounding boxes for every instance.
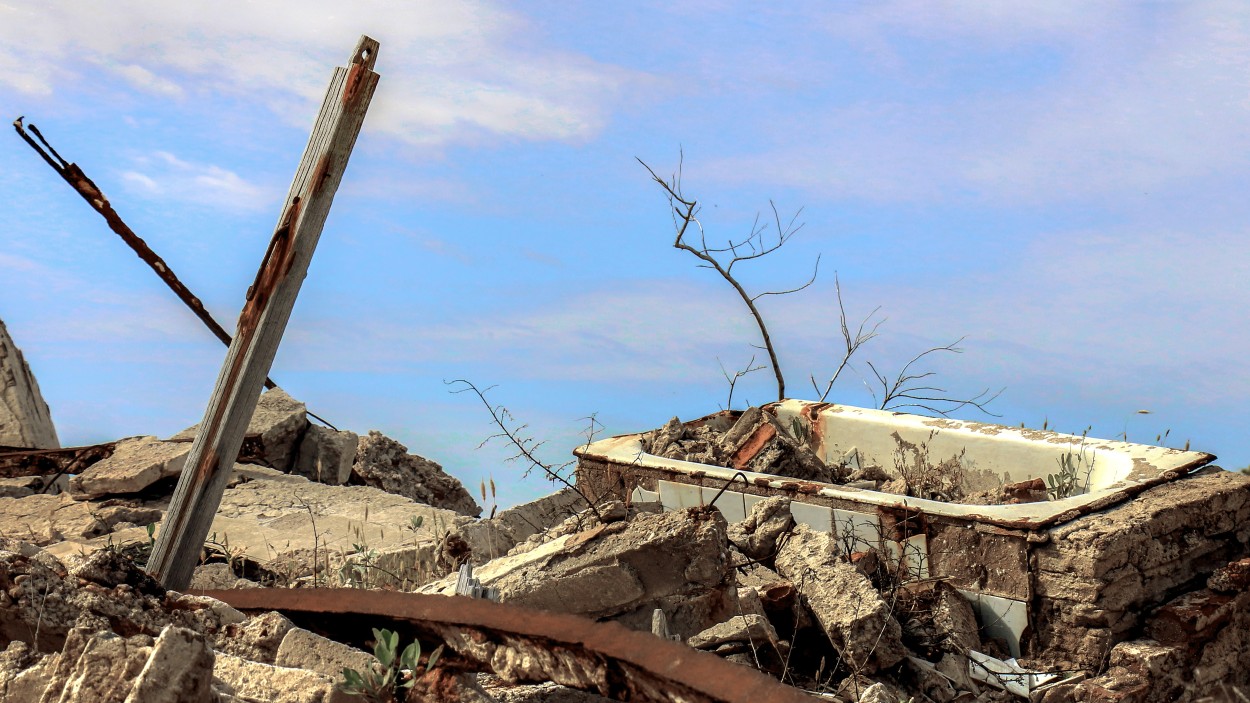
[147,36,380,590]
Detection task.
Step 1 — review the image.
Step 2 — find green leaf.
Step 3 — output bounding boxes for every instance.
[400,641,421,670]
[372,629,397,668]
[340,667,365,693]
[425,644,444,673]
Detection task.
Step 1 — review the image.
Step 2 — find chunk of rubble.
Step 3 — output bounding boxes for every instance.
[291,425,357,485]
[352,430,482,517]
[422,506,736,639]
[480,676,617,702]
[721,406,835,482]
[0,542,385,702]
[454,488,589,565]
[643,407,840,483]
[67,436,189,500]
[0,493,161,546]
[687,613,786,665]
[126,625,216,703]
[170,387,307,471]
[726,495,794,561]
[773,524,906,673]
[0,316,59,450]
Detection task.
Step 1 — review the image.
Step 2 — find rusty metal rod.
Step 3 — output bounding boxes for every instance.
[195,587,816,703]
[12,117,336,431]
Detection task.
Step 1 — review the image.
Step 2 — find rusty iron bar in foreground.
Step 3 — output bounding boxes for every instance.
[195,588,815,703]
[12,118,336,431]
[146,35,380,591]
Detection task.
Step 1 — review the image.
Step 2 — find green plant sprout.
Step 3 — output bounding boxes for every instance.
[340,628,443,702]
[1047,430,1095,501]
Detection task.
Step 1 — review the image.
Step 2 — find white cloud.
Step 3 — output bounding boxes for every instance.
[119,150,276,212]
[0,1,640,147]
[705,3,1250,205]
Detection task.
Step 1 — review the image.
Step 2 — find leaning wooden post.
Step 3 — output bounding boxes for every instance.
[147,36,380,590]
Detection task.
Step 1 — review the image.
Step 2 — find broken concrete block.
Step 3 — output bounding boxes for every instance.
[2,645,57,703]
[352,430,481,516]
[171,387,307,471]
[725,495,793,561]
[211,652,346,703]
[901,656,958,703]
[188,563,258,591]
[687,613,783,654]
[774,524,906,673]
[67,436,188,500]
[721,406,834,482]
[1146,588,1236,646]
[292,426,357,485]
[273,627,374,681]
[0,490,163,545]
[1208,557,1250,594]
[931,581,981,655]
[123,626,214,703]
[0,317,58,450]
[423,508,736,640]
[480,675,617,702]
[38,628,154,703]
[214,611,296,665]
[646,416,686,457]
[0,475,64,499]
[454,488,588,564]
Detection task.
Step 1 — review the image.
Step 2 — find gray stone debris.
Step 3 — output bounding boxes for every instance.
[0,316,59,450]
[292,425,358,485]
[642,407,839,483]
[725,495,793,561]
[774,523,906,673]
[170,387,307,472]
[687,613,784,656]
[67,436,189,500]
[352,430,482,517]
[422,506,737,640]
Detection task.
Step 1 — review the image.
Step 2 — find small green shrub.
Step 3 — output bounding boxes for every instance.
[340,628,443,702]
[1047,432,1095,500]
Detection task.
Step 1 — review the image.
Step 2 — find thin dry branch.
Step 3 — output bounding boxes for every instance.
[811,273,884,402]
[865,339,1003,417]
[446,379,602,519]
[718,355,766,410]
[639,154,815,402]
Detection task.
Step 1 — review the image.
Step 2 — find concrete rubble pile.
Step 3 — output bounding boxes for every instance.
[3,320,1250,701]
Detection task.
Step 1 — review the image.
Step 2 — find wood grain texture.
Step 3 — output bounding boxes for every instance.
[147,36,380,590]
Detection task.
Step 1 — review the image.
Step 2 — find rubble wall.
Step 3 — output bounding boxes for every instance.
[0,317,58,450]
[579,456,1250,672]
[1031,467,1250,669]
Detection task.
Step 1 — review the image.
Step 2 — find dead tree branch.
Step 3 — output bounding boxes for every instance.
[866,338,1003,417]
[718,355,766,410]
[447,379,601,519]
[811,273,884,402]
[639,154,818,402]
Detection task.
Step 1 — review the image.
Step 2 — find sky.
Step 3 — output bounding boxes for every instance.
[2,2,1247,508]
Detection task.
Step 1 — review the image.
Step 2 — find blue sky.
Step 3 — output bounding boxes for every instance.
[2,2,1247,507]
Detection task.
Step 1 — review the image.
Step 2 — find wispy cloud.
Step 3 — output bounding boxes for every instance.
[703,3,1250,206]
[119,151,276,212]
[0,1,643,147]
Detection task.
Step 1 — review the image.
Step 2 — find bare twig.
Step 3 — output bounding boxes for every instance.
[865,337,1003,417]
[446,379,602,520]
[639,154,817,402]
[811,273,885,402]
[718,355,765,410]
